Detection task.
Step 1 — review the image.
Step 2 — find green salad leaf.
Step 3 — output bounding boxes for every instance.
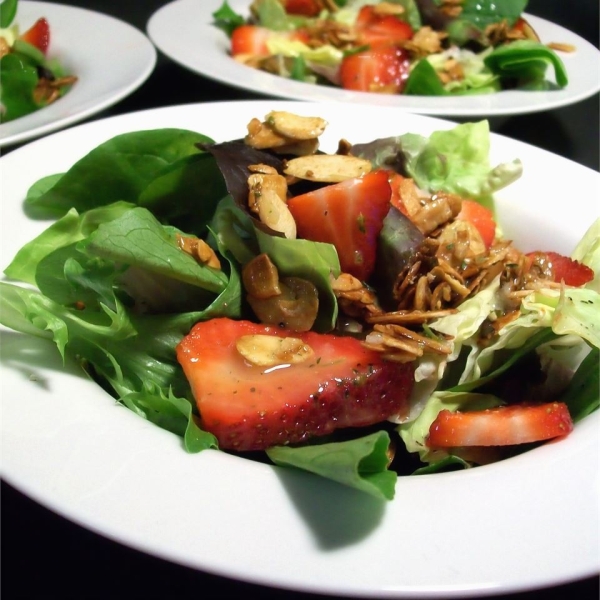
[25,129,215,217]
[267,431,397,500]
[484,40,568,89]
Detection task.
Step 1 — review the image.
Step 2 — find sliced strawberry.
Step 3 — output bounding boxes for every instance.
[231,24,271,56]
[355,5,414,48]
[510,17,540,42]
[388,172,405,215]
[20,17,50,55]
[526,251,594,287]
[287,170,392,281]
[339,46,411,93]
[230,24,309,57]
[427,403,573,448]
[177,318,415,451]
[455,199,496,249]
[283,0,322,17]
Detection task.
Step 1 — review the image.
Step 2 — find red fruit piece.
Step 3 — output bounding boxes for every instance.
[339,46,411,93]
[455,199,496,249]
[177,318,415,451]
[526,251,594,287]
[283,0,322,17]
[287,170,392,281]
[20,17,50,54]
[231,24,271,56]
[355,5,414,47]
[427,403,573,448]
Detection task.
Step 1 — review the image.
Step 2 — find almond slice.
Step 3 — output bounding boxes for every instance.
[236,334,314,367]
[283,154,372,182]
[266,111,328,140]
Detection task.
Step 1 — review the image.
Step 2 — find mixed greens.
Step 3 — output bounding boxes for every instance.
[214,0,569,96]
[1,114,598,501]
[0,0,77,124]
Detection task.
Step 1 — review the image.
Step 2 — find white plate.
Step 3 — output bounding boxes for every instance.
[0,1,156,147]
[146,0,600,117]
[1,101,598,598]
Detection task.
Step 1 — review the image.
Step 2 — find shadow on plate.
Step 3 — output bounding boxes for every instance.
[273,466,386,551]
[0,329,87,390]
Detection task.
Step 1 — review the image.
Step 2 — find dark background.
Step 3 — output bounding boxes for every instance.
[1,1,599,599]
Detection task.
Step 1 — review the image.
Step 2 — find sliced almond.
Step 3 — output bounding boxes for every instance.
[245,117,291,149]
[257,188,297,239]
[283,154,372,182]
[236,334,314,367]
[248,170,288,214]
[266,111,328,140]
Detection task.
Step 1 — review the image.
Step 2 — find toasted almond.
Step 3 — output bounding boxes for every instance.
[266,111,328,140]
[257,188,297,239]
[236,334,314,366]
[283,154,372,182]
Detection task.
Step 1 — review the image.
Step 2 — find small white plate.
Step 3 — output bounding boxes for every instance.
[1,101,598,598]
[0,1,156,147]
[147,0,600,117]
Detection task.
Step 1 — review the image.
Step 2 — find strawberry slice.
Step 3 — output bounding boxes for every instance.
[355,5,414,48]
[230,24,309,57]
[231,25,271,56]
[455,199,496,249]
[427,403,573,448]
[177,318,415,451]
[339,46,411,93]
[287,170,392,281]
[20,17,50,55]
[526,251,594,287]
[283,0,322,17]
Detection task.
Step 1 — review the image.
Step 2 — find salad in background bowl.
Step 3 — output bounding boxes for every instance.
[0,0,77,124]
[214,0,570,96]
[1,104,597,501]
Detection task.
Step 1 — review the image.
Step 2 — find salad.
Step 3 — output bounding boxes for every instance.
[1,110,598,501]
[214,0,571,95]
[0,0,77,124]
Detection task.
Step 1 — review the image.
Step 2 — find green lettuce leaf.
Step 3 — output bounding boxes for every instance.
[267,430,397,500]
[25,129,215,217]
[484,40,568,89]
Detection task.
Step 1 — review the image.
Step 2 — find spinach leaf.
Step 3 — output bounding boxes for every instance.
[26,129,215,216]
[212,0,245,37]
[458,0,528,29]
[484,40,568,89]
[0,0,18,28]
[138,152,227,237]
[404,58,448,96]
[0,53,39,123]
[267,431,397,500]
[559,346,600,423]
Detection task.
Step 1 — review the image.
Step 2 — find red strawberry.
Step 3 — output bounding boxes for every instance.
[230,24,309,57]
[231,25,271,56]
[339,46,411,93]
[355,5,414,48]
[177,318,415,451]
[455,199,496,249]
[20,17,50,55]
[287,170,392,281]
[427,403,573,448]
[526,251,594,287]
[283,0,322,17]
